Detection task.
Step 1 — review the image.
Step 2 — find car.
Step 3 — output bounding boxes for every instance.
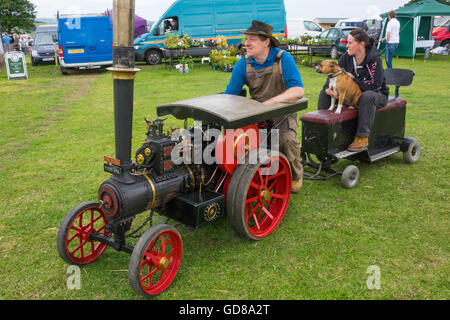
[31,25,58,66]
[432,17,450,49]
[315,27,354,59]
[286,18,323,39]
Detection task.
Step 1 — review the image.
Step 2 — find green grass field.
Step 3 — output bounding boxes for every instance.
[0,53,448,300]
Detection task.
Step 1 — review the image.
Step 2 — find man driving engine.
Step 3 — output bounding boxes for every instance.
[225,20,305,194]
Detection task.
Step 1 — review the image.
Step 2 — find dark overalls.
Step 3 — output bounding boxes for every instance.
[245,50,303,181]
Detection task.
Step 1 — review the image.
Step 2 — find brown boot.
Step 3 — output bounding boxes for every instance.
[291,178,303,194]
[348,136,369,152]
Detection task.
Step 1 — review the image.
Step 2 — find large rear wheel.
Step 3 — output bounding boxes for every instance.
[228,150,292,240]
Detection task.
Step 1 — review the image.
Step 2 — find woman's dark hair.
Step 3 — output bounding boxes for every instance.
[350,28,375,49]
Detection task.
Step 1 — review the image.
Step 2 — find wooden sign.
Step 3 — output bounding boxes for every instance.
[5,51,28,80]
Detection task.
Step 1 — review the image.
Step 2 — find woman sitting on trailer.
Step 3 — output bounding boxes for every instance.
[317,29,389,152]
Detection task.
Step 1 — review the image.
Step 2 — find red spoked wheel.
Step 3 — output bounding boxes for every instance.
[227,150,292,240]
[57,201,110,265]
[128,224,183,298]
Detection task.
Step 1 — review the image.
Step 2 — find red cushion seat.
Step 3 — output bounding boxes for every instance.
[300,97,406,125]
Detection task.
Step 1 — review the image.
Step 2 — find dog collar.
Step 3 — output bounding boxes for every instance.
[327,69,346,79]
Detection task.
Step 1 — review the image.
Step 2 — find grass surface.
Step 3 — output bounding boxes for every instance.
[0,54,448,300]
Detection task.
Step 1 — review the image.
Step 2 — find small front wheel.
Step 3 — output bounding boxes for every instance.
[57,201,110,265]
[341,165,360,189]
[128,224,183,298]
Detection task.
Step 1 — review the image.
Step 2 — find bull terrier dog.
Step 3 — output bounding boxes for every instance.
[315,60,362,114]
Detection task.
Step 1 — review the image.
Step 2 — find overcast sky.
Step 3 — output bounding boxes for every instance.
[30,0,410,21]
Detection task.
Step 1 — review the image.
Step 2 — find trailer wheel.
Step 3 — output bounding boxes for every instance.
[403,137,421,164]
[341,165,360,189]
[145,50,162,65]
[228,150,292,240]
[57,201,110,265]
[128,224,182,298]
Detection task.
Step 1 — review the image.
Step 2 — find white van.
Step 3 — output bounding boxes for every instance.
[335,17,383,40]
[286,18,323,39]
[335,17,366,28]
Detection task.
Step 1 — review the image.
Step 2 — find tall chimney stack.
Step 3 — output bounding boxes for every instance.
[108,0,139,181]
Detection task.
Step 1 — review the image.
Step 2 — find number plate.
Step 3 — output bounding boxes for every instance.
[68,49,84,54]
[104,163,122,175]
[42,57,54,61]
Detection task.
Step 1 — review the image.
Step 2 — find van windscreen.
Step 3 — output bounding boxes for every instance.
[35,32,55,45]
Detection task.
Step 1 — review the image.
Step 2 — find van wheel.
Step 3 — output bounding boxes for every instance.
[60,66,69,75]
[330,46,339,59]
[146,50,162,65]
[441,40,450,50]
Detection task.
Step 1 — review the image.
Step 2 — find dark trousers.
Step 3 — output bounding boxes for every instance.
[318,89,388,137]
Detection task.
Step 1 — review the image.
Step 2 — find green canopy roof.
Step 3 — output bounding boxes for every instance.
[381,0,450,18]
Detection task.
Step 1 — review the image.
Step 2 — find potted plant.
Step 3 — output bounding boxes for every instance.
[209,49,239,72]
[300,35,313,45]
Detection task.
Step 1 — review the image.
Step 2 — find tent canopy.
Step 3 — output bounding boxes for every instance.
[107,9,147,39]
[379,0,450,58]
[381,0,450,18]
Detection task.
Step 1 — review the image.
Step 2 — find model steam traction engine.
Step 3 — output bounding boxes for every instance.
[56,77,308,297]
[56,0,310,298]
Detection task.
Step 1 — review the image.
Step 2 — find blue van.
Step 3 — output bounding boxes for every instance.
[57,13,113,74]
[134,0,287,64]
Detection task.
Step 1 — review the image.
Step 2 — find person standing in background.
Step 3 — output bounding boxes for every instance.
[2,33,11,52]
[12,33,20,51]
[381,10,400,69]
[20,36,29,55]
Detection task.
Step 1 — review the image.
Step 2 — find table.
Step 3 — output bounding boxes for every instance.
[415,40,435,60]
[165,47,212,69]
[283,44,333,67]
